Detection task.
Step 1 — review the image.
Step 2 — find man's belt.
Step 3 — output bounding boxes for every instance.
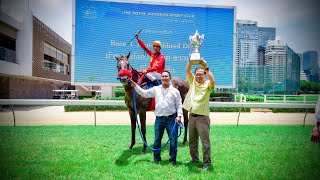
[158,113,177,119]
[190,113,204,117]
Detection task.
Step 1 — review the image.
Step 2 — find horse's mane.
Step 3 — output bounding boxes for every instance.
[130,66,140,83]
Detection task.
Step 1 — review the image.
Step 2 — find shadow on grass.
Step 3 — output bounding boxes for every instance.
[115,146,152,166]
[185,162,214,174]
[115,140,189,167]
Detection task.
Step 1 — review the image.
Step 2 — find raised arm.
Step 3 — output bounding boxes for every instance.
[201,60,215,88]
[186,61,193,79]
[135,34,152,56]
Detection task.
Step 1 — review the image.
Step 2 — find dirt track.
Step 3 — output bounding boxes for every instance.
[0,105,316,126]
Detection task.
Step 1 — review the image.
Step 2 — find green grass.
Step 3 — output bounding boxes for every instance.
[0,126,319,179]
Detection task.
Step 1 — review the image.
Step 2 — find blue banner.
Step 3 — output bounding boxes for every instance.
[74,0,235,87]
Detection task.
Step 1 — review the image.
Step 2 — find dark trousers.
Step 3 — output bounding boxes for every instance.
[153,114,178,162]
[188,114,211,165]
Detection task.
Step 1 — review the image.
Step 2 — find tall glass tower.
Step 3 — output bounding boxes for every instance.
[303,51,319,82]
[236,20,259,93]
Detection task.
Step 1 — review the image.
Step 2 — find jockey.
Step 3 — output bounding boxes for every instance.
[135,33,165,86]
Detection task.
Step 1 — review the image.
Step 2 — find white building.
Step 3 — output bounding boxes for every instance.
[265,39,286,83]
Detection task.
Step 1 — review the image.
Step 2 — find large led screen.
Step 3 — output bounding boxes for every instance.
[73,0,236,87]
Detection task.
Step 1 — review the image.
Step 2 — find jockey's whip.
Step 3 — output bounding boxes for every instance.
[127,29,143,46]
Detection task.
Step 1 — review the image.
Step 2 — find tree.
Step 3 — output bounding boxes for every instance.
[300,80,320,93]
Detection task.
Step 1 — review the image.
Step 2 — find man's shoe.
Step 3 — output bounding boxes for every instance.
[202,164,211,171]
[152,160,160,164]
[187,160,199,164]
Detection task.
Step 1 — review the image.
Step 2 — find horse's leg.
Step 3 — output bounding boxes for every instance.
[182,109,189,146]
[129,110,136,150]
[139,111,147,154]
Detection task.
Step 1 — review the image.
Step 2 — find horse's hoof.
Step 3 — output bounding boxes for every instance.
[141,150,146,154]
[128,147,133,151]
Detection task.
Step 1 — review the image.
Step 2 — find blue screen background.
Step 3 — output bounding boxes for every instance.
[74,0,235,87]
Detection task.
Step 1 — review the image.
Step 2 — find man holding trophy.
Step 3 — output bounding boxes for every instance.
[183,30,215,171]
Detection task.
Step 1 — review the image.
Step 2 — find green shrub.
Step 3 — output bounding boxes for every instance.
[271,108,315,113]
[64,105,128,112]
[246,96,264,102]
[78,95,94,99]
[210,107,250,112]
[210,92,232,98]
[114,88,125,97]
[96,97,125,100]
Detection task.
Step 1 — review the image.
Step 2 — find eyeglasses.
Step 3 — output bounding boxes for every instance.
[195,73,205,77]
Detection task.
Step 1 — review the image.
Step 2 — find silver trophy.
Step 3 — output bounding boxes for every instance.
[189,30,204,64]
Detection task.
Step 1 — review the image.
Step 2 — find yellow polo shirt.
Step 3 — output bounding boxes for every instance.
[183,75,214,116]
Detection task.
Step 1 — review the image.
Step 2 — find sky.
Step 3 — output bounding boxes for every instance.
[27,0,320,54]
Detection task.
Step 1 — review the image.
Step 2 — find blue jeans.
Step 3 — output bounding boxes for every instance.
[153,114,178,162]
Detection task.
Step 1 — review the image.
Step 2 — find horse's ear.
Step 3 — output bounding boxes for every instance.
[115,54,122,61]
[126,52,131,60]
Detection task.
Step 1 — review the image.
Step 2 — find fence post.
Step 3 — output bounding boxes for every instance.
[94,105,96,126]
[237,104,242,126]
[303,108,308,127]
[283,95,286,103]
[11,105,16,127]
[303,95,306,103]
[264,95,267,103]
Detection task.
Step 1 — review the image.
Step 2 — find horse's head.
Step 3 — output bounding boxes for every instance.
[116,52,132,85]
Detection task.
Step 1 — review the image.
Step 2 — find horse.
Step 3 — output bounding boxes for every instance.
[115,52,189,153]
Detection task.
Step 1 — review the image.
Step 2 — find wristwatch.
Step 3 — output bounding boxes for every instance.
[205,67,209,71]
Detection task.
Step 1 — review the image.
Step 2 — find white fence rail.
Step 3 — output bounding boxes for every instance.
[263,95,319,104]
[0,99,316,108]
[0,99,317,127]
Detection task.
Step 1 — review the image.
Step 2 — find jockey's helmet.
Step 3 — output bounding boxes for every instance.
[152,41,162,49]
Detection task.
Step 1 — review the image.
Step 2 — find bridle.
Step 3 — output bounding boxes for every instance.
[116,55,133,86]
[116,54,145,86]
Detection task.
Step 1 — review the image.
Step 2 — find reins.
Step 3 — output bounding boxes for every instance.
[132,87,184,151]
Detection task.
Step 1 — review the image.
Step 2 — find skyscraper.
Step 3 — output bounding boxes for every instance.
[258,27,276,47]
[265,39,300,94]
[236,20,259,86]
[303,51,319,82]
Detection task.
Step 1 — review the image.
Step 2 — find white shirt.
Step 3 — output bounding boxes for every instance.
[134,83,183,117]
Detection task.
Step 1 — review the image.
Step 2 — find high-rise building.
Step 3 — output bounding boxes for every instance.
[265,39,286,83]
[236,20,276,92]
[257,46,266,83]
[236,20,259,86]
[236,20,259,67]
[258,27,276,47]
[303,51,319,82]
[286,47,300,94]
[265,39,300,94]
[300,71,308,81]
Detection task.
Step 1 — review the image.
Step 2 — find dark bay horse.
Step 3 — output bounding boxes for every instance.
[116,52,189,153]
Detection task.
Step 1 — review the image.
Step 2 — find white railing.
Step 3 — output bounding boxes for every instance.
[234,94,246,102]
[0,99,316,108]
[263,94,319,104]
[0,99,316,127]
